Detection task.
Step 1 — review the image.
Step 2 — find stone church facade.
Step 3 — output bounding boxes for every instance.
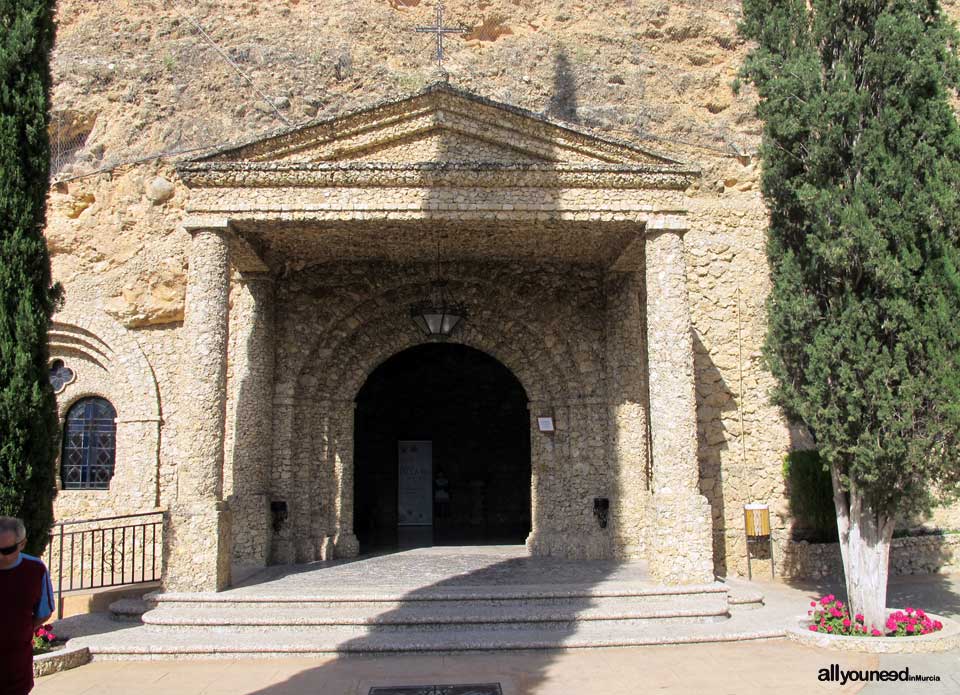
[46,80,960,593]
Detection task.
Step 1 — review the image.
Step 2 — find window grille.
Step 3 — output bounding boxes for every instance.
[62,397,117,490]
[49,360,75,393]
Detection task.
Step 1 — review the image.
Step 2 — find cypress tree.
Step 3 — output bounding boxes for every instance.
[739,0,960,630]
[0,0,61,555]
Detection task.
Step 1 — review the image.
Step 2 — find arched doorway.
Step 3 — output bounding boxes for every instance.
[353,343,531,552]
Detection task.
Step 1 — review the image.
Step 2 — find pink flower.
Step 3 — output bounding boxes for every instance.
[934,621,943,630]
[871,629,882,636]
[821,596,830,605]
[842,618,851,628]
[826,625,834,632]
[810,601,817,607]
[905,607,914,614]
[855,614,864,623]
[809,625,818,631]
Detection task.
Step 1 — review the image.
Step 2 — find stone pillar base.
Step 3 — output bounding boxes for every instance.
[271,536,295,565]
[230,493,271,569]
[163,501,232,592]
[527,530,613,560]
[333,532,360,558]
[644,492,714,585]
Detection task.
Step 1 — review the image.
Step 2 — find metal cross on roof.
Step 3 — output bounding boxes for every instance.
[414,2,468,69]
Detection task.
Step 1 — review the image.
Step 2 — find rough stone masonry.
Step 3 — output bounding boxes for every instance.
[43,1,960,590]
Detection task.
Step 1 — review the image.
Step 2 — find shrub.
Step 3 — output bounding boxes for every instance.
[783,450,837,542]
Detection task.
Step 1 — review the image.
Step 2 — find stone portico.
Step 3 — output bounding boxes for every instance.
[160,82,714,591]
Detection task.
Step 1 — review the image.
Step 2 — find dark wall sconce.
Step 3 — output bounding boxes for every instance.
[270,500,289,534]
[593,497,609,529]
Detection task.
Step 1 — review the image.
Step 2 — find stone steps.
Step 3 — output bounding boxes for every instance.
[108,598,151,622]
[140,582,731,633]
[145,588,729,612]
[78,612,784,659]
[62,580,775,657]
[142,602,729,633]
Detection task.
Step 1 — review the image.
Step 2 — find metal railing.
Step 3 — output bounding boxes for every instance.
[45,511,165,619]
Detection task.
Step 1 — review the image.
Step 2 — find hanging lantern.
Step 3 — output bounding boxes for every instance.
[410,233,467,338]
[410,280,467,337]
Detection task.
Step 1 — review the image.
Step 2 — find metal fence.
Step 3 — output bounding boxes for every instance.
[45,511,164,619]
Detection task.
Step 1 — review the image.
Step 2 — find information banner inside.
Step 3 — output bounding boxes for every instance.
[398,440,433,526]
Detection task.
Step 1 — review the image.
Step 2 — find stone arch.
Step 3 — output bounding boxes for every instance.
[287,268,599,403]
[278,266,604,561]
[49,312,162,518]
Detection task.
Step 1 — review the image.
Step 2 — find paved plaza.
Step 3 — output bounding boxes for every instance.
[31,641,879,695]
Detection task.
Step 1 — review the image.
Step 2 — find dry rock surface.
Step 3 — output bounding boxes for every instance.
[47,0,770,328]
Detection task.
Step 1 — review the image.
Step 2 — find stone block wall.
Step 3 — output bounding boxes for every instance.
[271,259,621,562]
[776,534,960,580]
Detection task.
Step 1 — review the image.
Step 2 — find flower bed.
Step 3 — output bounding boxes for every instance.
[32,625,58,656]
[807,595,943,637]
[786,594,960,653]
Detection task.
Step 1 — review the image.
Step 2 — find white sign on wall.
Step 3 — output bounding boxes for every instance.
[398,440,433,527]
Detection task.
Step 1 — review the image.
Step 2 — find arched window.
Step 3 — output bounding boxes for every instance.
[61,397,117,490]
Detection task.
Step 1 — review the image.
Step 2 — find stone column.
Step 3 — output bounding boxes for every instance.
[331,400,360,558]
[269,392,297,564]
[163,219,233,592]
[229,274,275,577]
[605,271,649,559]
[643,217,714,584]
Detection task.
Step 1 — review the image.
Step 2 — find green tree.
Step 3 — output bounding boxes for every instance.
[739,0,960,630]
[0,0,61,555]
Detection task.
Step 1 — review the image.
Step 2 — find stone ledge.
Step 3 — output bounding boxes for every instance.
[33,645,91,678]
[785,612,960,653]
[149,581,729,603]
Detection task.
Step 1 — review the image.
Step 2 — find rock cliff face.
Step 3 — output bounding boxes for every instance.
[48,0,767,324]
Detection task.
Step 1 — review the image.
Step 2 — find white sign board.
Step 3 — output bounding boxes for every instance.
[398,440,433,527]
[537,417,555,432]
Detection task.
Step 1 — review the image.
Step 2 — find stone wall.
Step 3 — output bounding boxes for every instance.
[48,311,162,521]
[776,534,960,580]
[269,259,619,563]
[684,193,801,578]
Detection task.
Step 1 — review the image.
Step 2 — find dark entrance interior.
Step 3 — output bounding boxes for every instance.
[353,343,531,552]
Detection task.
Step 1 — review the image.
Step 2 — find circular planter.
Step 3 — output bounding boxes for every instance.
[786,611,960,653]
[33,645,90,678]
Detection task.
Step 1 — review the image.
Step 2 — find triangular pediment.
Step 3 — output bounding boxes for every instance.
[192,82,685,168]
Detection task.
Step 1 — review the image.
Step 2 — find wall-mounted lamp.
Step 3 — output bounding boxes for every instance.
[271,500,289,534]
[593,497,609,529]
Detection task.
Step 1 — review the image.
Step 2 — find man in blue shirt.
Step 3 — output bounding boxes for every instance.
[0,517,55,695]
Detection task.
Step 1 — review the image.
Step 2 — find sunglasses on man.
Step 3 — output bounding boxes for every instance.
[0,540,23,555]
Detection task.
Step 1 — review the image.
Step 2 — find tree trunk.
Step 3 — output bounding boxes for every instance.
[831,465,895,632]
